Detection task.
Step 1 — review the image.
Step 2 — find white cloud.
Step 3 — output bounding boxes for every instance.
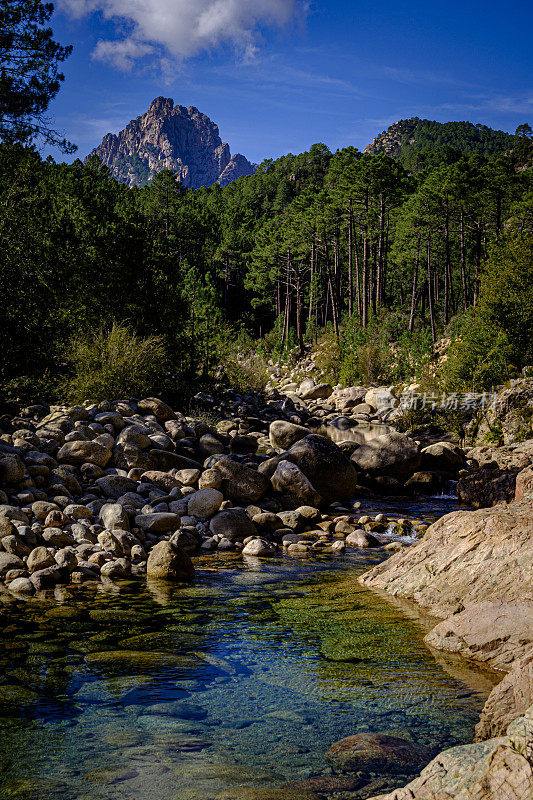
[93,38,155,70]
[58,0,307,71]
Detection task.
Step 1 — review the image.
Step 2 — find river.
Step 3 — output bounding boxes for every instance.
[0,499,498,800]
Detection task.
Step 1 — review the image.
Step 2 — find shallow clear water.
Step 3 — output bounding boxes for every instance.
[0,528,498,800]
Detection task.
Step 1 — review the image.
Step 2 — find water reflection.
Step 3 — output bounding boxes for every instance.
[0,553,498,800]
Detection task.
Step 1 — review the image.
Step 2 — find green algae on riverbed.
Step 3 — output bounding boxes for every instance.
[0,552,498,800]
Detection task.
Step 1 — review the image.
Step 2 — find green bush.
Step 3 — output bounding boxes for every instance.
[313,328,342,384]
[257,314,286,356]
[222,347,270,393]
[340,341,392,385]
[391,327,434,383]
[443,233,533,391]
[443,313,516,391]
[62,323,167,403]
[215,330,270,393]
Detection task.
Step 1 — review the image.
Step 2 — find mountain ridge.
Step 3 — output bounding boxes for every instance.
[86,97,257,188]
[87,104,520,188]
[364,117,516,167]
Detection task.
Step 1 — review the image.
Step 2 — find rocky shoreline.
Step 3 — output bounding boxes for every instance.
[0,383,470,600]
[1,380,532,799]
[359,487,533,798]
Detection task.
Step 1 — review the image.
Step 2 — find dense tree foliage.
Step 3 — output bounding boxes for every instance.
[0,121,531,400]
[1,7,529,402]
[443,232,533,390]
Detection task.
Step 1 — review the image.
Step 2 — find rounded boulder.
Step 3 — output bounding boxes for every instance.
[269,421,310,450]
[146,541,195,582]
[351,431,420,480]
[209,509,256,542]
[326,732,427,774]
[187,488,223,519]
[285,435,358,502]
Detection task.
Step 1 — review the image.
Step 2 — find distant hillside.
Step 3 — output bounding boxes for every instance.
[365,118,516,167]
[86,97,256,189]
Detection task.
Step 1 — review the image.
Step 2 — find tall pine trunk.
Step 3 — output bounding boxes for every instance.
[348,203,353,317]
[362,192,369,328]
[460,207,468,310]
[409,237,420,333]
[427,236,436,343]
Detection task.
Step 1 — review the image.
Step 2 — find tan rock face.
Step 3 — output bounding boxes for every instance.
[424,601,533,671]
[467,443,533,472]
[516,465,533,502]
[456,463,519,507]
[359,501,533,621]
[468,378,533,445]
[86,97,256,189]
[475,650,533,741]
[457,442,533,508]
[359,474,533,799]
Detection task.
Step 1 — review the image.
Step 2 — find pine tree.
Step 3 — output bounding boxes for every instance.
[0,0,74,150]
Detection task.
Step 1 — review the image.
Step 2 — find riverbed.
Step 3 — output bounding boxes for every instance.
[0,500,498,800]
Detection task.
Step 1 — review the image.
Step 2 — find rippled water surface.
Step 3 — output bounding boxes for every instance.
[0,510,497,800]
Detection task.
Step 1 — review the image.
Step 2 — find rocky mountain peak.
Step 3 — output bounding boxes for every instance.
[86,97,256,189]
[364,118,419,156]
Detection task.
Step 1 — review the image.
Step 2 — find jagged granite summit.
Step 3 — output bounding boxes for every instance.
[86,97,256,188]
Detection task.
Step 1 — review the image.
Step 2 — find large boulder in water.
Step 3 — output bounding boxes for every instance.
[286,434,358,502]
[326,732,427,774]
[424,600,533,672]
[146,541,194,582]
[420,442,466,473]
[350,431,420,480]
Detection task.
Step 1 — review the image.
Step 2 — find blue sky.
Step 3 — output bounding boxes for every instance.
[47,0,533,164]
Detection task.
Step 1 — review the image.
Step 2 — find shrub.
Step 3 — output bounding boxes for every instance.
[217,331,271,393]
[223,349,270,393]
[391,327,434,383]
[443,234,533,391]
[340,341,392,385]
[313,328,341,384]
[442,309,516,391]
[62,322,167,403]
